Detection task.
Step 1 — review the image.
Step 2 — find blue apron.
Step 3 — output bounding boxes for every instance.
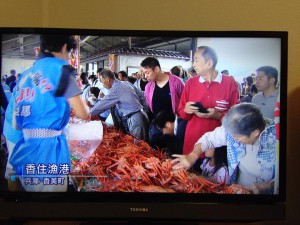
[10,57,71,179]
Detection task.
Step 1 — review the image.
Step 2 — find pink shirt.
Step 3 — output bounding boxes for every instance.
[144,73,185,115]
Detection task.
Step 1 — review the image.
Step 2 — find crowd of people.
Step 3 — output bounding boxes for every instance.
[0,35,280,194]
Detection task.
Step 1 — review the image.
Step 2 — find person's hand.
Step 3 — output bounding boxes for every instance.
[248,183,262,194]
[86,100,93,108]
[171,153,198,170]
[99,91,105,99]
[195,108,221,119]
[68,96,91,120]
[85,113,91,122]
[248,181,274,194]
[184,102,199,114]
[70,108,75,117]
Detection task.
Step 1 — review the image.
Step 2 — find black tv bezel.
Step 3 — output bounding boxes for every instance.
[0,28,287,212]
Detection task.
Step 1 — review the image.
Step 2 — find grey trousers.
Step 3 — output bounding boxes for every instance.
[127,111,149,142]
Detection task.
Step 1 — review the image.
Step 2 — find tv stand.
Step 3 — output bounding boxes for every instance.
[0,219,286,225]
[1,218,29,225]
[1,220,200,225]
[80,221,200,225]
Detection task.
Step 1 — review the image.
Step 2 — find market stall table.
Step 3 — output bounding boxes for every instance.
[68,120,250,194]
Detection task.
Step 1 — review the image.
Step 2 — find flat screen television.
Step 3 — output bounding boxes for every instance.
[0,28,287,224]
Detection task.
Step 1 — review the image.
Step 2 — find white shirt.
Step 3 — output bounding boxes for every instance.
[81,84,90,101]
[93,80,109,95]
[174,116,178,135]
[195,125,264,186]
[195,125,227,151]
[200,158,229,183]
[238,139,260,187]
[198,72,223,83]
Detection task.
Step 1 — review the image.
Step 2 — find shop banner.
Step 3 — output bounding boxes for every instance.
[69,35,80,69]
[109,54,115,71]
[34,47,40,58]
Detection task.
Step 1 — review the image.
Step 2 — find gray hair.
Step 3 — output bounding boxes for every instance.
[99,69,116,80]
[197,46,218,68]
[223,103,266,136]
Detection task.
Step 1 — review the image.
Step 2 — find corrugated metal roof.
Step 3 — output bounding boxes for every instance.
[110,47,189,60]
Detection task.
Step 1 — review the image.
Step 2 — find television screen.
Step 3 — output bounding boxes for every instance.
[0,28,287,222]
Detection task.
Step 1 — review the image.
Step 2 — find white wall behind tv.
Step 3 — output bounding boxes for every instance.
[1,57,35,77]
[196,38,281,83]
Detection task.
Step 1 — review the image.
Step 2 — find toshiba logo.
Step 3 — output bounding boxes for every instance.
[130,208,149,212]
